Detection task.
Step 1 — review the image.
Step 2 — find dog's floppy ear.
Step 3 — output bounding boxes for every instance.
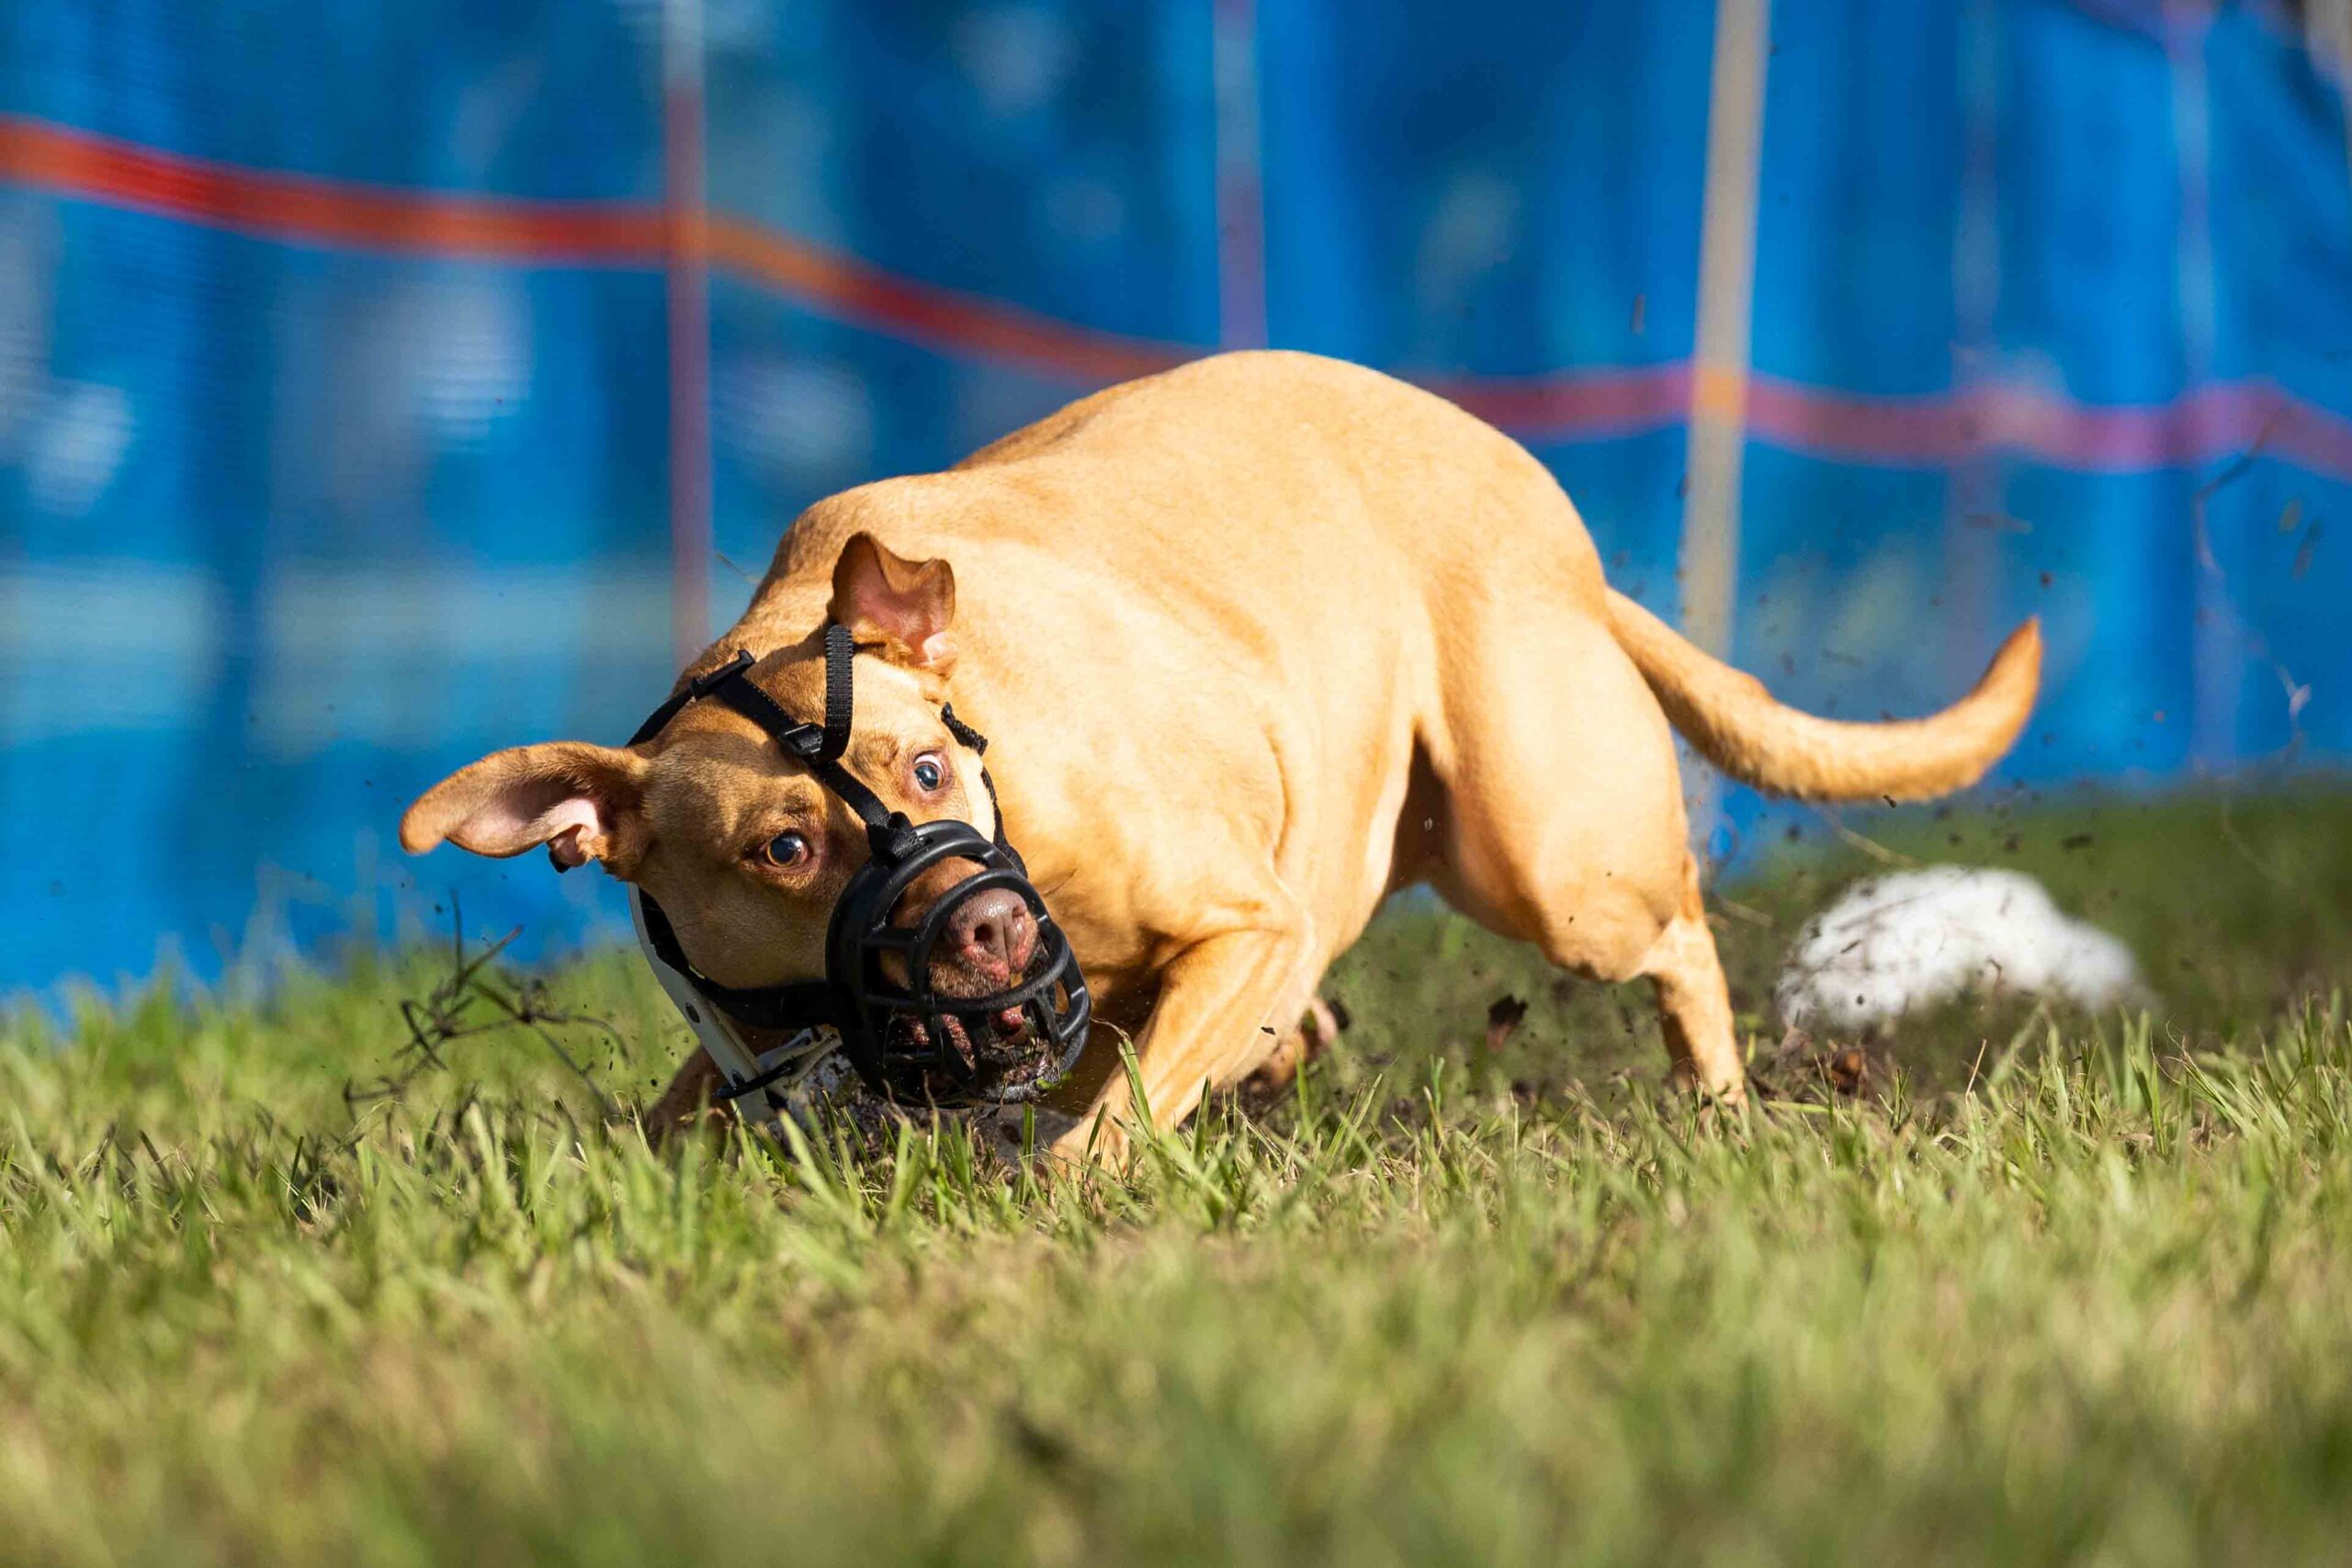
[399,742,650,874]
[829,532,956,672]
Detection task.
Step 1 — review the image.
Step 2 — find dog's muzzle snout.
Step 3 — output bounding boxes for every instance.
[626,622,1091,1111]
[944,886,1038,983]
[833,815,1090,1103]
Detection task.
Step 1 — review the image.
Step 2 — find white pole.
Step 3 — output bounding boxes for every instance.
[1680,0,1771,845]
[662,0,713,671]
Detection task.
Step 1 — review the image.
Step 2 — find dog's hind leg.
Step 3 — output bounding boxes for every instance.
[1456,844,1747,1105]
[1490,852,1747,1105]
[1631,856,1746,1100]
[1424,608,1747,1103]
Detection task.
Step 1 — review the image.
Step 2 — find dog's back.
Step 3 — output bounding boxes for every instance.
[745,350,1602,758]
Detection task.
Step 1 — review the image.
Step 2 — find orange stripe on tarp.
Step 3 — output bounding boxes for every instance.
[704,216,1190,384]
[0,114,664,260]
[0,113,1194,386]
[1742,374,2352,484]
[1427,363,1694,440]
[7,112,2352,482]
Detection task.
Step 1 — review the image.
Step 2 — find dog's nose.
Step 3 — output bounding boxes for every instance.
[946,887,1036,981]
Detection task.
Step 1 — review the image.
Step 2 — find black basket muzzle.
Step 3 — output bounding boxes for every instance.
[625,626,1091,1109]
[820,815,1090,1104]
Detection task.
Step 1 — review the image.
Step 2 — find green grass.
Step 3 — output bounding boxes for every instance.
[4,788,2350,1566]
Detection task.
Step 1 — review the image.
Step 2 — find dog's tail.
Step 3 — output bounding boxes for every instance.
[1604,590,2042,803]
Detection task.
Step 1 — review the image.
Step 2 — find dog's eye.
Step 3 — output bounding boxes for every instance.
[762,831,809,870]
[911,752,946,793]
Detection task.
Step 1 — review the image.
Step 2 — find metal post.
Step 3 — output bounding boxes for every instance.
[1680,0,1771,841]
[1213,0,1267,350]
[1946,0,2003,701]
[663,0,713,671]
[2169,1,2232,770]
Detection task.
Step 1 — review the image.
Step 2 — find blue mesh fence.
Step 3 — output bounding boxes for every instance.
[3,0,2348,992]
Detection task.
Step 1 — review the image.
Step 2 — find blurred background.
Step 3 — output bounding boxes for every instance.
[2,0,2348,996]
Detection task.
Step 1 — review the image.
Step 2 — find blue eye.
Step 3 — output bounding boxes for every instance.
[763,831,809,869]
[912,754,945,792]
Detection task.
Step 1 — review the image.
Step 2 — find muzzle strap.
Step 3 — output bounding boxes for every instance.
[938,704,987,754]
[819,621,855,761]
[684,626,911,852]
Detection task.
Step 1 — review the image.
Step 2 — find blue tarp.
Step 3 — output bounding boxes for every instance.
[3,0,2347,992]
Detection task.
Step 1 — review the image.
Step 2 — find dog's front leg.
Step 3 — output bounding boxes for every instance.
[1052,921,1314,1167]
[642,1049,733,1145]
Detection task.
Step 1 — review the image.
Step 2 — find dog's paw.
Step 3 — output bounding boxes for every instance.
[1044,1110,1133,1171]
[640,1053,740,1149]
[1664,1055,1752,1113]
[1238,996,1346,1105]
[977,1103,1092,1169]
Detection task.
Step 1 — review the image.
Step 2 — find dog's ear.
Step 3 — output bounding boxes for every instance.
[399,742,650,874]
[829,532,956,672]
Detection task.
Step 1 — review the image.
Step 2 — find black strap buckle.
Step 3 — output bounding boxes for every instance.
[715,1030,827,1104]
[865,811,922,862]
[778,722,829,759]
[690,649,755,697]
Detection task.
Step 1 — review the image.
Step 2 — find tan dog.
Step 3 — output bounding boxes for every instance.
[401,352,2040,1162]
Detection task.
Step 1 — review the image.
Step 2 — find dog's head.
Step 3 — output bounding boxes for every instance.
[400,534,1042,1015]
